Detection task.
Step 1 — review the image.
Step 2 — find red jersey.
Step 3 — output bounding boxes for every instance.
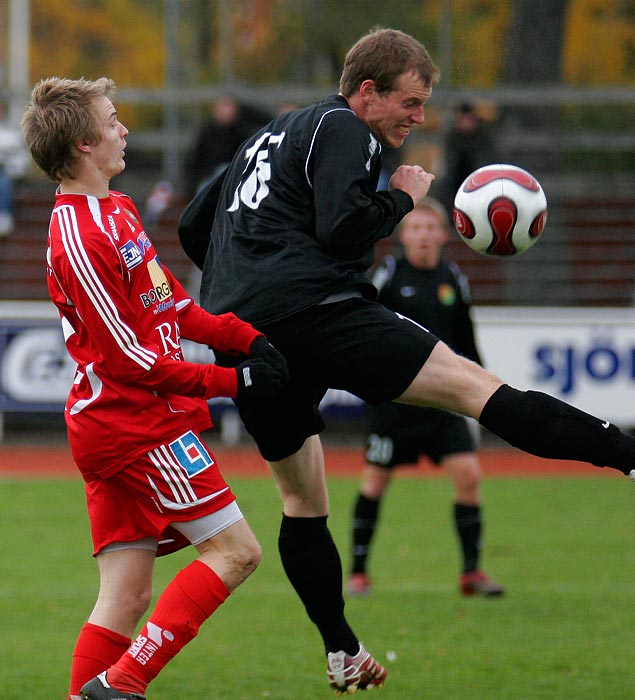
[47,190,259,480]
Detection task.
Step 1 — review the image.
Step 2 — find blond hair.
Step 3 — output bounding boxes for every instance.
[22,77,116,182]
[408,197,449,229]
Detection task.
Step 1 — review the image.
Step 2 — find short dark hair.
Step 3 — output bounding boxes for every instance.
[339,27,440,97]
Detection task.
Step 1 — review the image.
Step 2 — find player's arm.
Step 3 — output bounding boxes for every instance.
[167,269,262,354]
[54,232,243,400]
[310,111,413,256]
[167,269,288,390]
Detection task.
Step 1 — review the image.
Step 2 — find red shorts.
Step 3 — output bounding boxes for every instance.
[86,430,237,556]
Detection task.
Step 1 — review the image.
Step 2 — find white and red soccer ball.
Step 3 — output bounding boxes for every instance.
[453,164,548,256]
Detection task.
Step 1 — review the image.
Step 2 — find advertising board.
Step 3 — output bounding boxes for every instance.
[2,303,634,435]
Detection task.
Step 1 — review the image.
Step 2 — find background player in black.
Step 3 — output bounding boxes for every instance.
[196,27,635,695]
[348,198,504,598]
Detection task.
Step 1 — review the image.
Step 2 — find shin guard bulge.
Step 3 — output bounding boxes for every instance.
[106,560,230,694]
[479,385,635,473]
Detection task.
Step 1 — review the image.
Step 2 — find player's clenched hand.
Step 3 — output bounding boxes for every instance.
[235,357,288,401]
[249,335,289,380]
[389,165,435,207]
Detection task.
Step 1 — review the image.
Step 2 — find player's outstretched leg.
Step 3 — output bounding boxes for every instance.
[327,643,387,696]
[479,385,635,478]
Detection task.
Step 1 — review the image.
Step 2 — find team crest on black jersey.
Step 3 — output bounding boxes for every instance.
[438,284,456,306]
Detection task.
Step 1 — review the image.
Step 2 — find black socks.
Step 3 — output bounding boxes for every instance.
[278,514,358,655]
[454,503,482,573]
[351,493,380,574]
[479,384,635,474]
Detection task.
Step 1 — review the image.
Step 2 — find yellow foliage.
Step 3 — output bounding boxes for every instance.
[433,0,513,87]
[563,0,635,84]
[24,0,635,106]
[30,0,165,126]
[31,0,165,86]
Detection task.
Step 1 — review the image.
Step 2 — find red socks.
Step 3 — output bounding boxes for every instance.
[68,623,131,698]
[106,560,230,694]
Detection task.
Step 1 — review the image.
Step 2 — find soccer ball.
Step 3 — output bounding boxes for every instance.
[453,164,548,256]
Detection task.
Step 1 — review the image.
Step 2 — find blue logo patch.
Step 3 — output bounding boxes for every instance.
[169,431,214,477]
[119,240,143,269]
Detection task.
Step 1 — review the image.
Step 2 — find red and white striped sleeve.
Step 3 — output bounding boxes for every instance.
[49,201,238,399]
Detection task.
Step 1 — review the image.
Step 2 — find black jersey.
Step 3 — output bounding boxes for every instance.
[373,255,482,364]
[199,94,413,325]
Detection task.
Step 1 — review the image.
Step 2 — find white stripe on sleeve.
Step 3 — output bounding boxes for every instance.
[55,204,157,371]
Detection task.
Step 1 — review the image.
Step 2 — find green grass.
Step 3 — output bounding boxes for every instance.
[2,473,635,700]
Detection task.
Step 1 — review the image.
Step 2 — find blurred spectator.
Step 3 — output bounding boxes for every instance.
[185,95,270,199]
[183,96,272,299]
[0,103,30,236]
[276,101,300,116]
[143,179,174,228]
[437,101,498,217]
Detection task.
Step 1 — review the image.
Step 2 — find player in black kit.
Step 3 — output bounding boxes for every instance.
[348,198,504,599]
[192,27,635,695]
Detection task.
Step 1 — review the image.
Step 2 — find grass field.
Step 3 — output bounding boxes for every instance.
[2,468,635,700]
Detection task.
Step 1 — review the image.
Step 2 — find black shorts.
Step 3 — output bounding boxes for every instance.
[218,297,439,461]
[365,402,475,468]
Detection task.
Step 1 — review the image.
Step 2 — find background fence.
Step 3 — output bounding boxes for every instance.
[3,83,635,307]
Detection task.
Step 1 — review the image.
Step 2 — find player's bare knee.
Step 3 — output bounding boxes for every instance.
[446,454,481,495]
[132,588,154,618]
[99,585,152,621]
[361,466,391,499]
[460,471,481,497]
[225,540,262,585]
[216,533,262,579]
[241,537,263,574]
